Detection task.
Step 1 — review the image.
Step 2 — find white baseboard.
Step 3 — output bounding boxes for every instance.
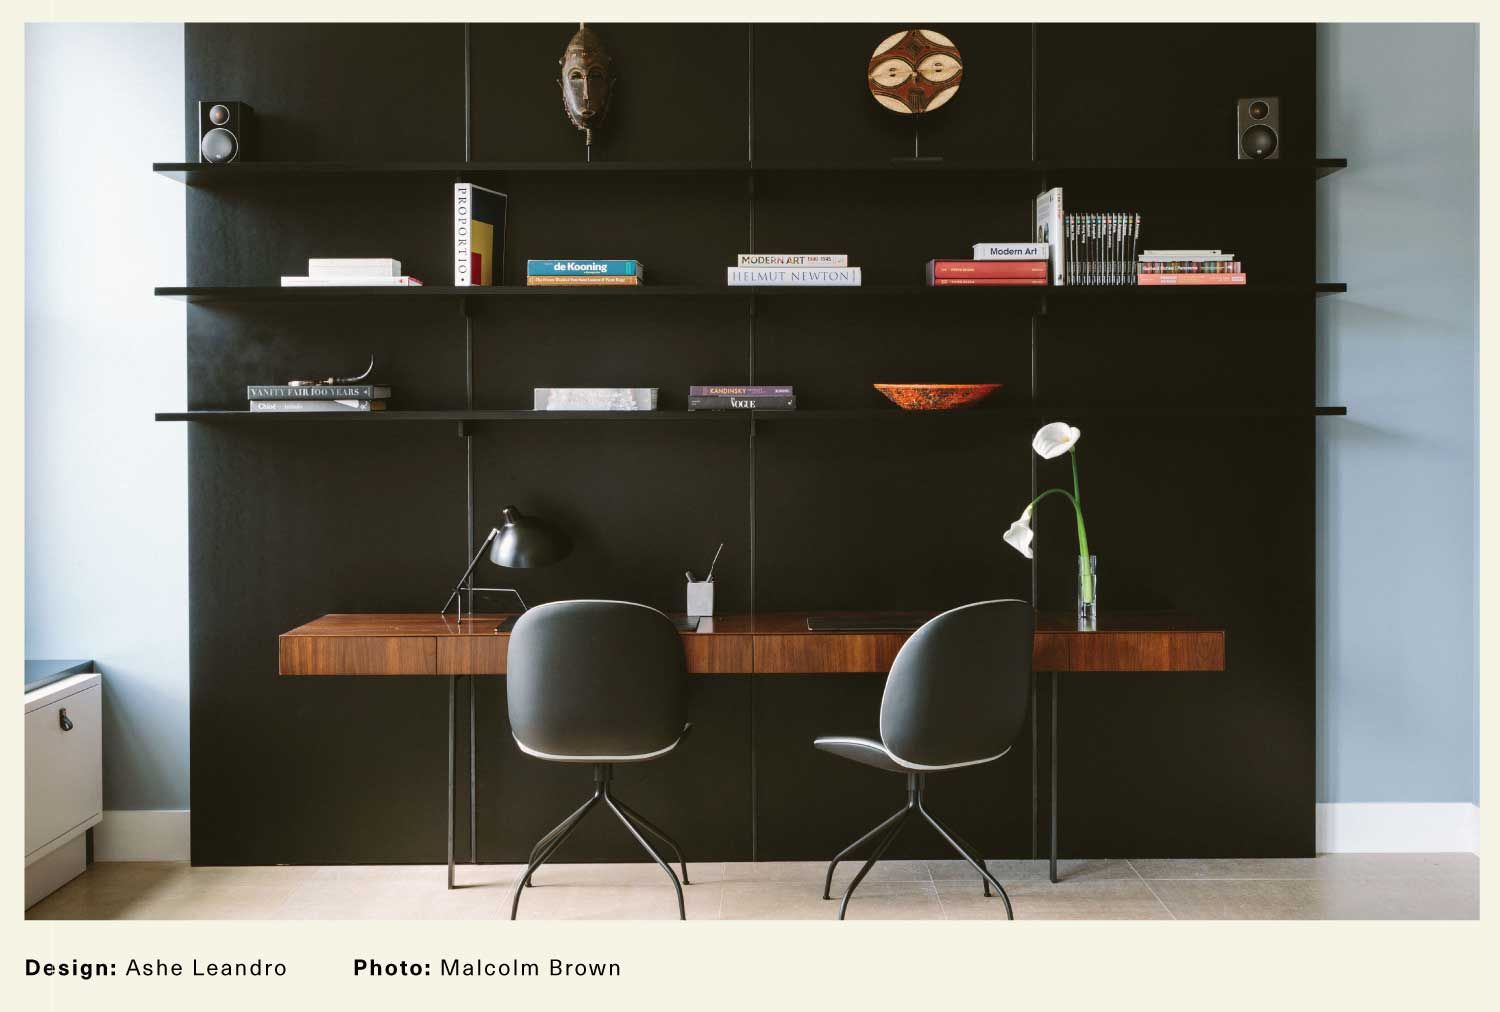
[92,809,190,862]
[1316,802,1479,854]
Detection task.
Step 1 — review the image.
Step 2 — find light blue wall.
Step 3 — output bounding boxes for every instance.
[1316,23,1478,804]
[25,24,189,811]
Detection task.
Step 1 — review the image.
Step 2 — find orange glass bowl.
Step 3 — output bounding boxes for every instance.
[874,383,1002,411]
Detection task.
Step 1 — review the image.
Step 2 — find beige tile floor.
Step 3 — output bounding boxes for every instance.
[25,854,1477,921]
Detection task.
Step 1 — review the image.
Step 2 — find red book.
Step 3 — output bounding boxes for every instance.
[930,277,1049,286]
[927,259,1048,283]
[1136,273,1248,286]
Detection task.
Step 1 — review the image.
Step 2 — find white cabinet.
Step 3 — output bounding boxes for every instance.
[24,671,102,906]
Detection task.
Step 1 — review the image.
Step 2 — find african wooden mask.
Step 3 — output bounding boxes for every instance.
[867,29,963,115]
[559,24,616,142]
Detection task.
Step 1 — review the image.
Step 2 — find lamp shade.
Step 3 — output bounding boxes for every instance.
[488,506,572,569]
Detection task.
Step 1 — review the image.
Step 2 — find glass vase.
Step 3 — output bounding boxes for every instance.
[1077,554,1098,631]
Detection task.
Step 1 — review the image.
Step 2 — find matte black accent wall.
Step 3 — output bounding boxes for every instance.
[183,23,1318,864]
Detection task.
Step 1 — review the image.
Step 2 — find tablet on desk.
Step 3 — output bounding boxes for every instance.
[806,614,926,632]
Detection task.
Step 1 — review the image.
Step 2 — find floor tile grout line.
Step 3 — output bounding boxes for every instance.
[1128,858,1177,920]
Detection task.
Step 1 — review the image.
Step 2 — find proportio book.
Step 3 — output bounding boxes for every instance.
[454,183,508,286]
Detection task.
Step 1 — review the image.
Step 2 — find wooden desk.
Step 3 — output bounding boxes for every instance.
[279,611,1225,676]
[278,610,1225,886]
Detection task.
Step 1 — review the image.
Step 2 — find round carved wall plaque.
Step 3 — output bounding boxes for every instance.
[867,29,963,115]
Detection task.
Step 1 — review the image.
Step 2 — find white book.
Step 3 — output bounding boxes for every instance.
[1142,249,1222,256]
[726,267,862,287]
[1034,188,1065,285]
[534,388,658,411]
[308,258,401,277]
[972,242,1049,261]
[735,254,848,267]
[280,276,424,286]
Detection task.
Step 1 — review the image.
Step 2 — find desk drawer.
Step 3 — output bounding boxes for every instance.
[25,683,102,858]
[279,635,437,675]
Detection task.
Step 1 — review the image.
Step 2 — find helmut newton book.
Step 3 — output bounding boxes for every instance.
[726,267,861,287]
[735,254,848,267]
[454,183,508,286]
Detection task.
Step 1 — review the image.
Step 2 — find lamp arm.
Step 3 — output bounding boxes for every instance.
[440,528,500,615]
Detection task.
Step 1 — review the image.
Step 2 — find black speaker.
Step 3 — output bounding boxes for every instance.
[198,101,251,164]
[1236,97,1280,160]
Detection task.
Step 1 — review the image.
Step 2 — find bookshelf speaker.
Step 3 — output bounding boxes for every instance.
[1236,97,1280,160]
[198,101,251,164]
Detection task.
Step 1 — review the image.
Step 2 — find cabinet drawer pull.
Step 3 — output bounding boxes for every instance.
[59,708,74,732]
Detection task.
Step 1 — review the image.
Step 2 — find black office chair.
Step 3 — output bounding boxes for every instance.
[813,599,1032,920]
[507,599,692,920]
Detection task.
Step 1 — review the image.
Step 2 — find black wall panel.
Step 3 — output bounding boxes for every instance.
[183,22,1320,866]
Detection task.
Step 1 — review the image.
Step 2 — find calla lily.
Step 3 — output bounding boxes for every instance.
[1032,421,1081,460]
[1003,506,1035,559]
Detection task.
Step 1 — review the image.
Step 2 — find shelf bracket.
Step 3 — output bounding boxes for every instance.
[457,420,473,438]
[458,295,473,320]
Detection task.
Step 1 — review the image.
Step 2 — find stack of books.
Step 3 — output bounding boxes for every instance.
[1064,212,1142,286]
[525,260,646,286]
[1137,250,1246,286]
[280,258,422,287]
[688,385,795,410]
[727,254,861,287]
[247,381,390,412]
[926,243,1049,286]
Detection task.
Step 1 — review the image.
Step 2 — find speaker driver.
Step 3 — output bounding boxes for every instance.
[201,127,238,164]
[1241,124,1278,159]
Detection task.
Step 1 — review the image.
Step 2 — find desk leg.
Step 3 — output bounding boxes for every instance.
[1050,671,1060,884]
[1030,671,1038,861]
[447,674,456,890]
[470,675,478,867]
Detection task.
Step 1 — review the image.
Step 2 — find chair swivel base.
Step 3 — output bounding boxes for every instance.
[511,763,690,920]
[823,772,1014,921]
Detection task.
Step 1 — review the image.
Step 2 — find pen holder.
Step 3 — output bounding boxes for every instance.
[686,580,715,618]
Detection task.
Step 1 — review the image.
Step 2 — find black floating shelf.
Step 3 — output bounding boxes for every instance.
[152,158,1349,184]
[154,282,1347,303]
[155,406,1347,423]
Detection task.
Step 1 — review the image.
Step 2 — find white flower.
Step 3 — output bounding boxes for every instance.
[1032,422,1081,459]
[1003,506,1035,559]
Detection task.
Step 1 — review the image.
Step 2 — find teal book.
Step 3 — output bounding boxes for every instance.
[526,259,645,277]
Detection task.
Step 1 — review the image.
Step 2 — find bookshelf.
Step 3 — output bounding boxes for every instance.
[174,21,1338,870]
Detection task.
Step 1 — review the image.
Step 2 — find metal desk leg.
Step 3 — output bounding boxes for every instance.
[1050,671,1060,884]
[1030,671,1038,860]
[447,674,456,890]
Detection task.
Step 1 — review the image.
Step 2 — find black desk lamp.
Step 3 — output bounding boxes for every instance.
[441,506,572,631]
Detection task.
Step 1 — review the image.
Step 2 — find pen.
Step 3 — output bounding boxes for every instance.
[705,543,724,583]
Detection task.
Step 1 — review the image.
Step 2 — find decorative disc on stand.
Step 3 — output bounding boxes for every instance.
[867,29,963,115]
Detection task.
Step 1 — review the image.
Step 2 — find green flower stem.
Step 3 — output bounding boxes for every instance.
[1023,484,1093,604]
